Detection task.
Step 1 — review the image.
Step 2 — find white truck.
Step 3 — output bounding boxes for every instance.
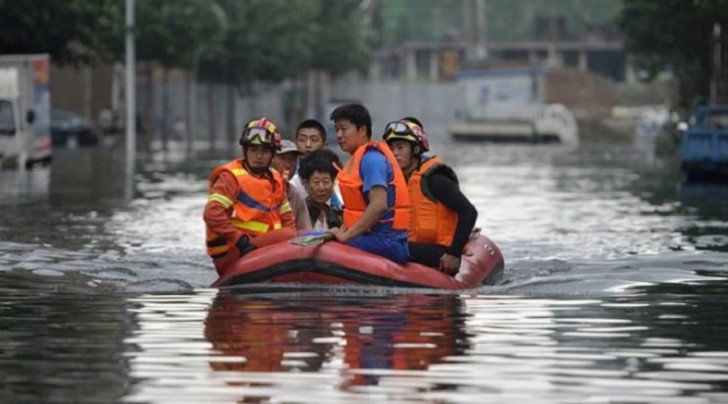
[0,54,52,169]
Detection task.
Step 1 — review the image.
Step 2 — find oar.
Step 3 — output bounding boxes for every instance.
[290,233,335,246]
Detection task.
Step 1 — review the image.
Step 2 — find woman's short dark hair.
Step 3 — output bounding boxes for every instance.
[329,103,372,138]
[299,149,341,181]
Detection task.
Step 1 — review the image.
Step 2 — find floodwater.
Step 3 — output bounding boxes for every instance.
[1,140,728,403]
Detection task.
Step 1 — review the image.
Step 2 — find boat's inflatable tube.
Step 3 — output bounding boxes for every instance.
[212,234,504,289]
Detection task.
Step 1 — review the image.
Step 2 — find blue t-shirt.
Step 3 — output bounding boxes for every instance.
[359,149,400,235]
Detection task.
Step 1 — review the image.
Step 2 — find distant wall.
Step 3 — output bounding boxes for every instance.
[329,80,462,145]
[50,63,119,120]
[52,62,648,148]
[134,71,464,148]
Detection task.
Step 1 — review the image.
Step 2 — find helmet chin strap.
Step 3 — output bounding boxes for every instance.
[242,155,271,175]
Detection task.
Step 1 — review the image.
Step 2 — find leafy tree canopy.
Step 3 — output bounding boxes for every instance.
[0,0,122,65]
[136,0,227,69]
[0,0,373,85]
[312,0,373,75]
[619,0,728,105]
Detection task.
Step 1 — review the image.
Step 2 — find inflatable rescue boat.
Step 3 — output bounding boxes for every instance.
[212,233,504,289]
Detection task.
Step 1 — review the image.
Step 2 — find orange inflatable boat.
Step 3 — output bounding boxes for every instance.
[211,232,504,289]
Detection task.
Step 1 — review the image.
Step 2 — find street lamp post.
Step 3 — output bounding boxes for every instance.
[125,0,136,178]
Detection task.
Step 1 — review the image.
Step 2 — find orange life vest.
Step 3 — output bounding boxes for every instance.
[337,141,409,231]
[205,159,290,258]
[407,156,459,248]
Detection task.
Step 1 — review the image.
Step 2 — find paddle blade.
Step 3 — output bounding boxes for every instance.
[290,233,335,246]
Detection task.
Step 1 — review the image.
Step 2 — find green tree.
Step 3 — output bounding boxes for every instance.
[619,0,728,106]
[136,0,227,70]
[312,0,373,76]
[197,0,320,86]
[0,0,122,65]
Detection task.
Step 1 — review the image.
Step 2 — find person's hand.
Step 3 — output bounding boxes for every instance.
[326,227,348,243]
[236,235,256,257]
[439,253,461,275]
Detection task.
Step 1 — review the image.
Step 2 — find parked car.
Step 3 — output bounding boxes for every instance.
[51,108,100,148]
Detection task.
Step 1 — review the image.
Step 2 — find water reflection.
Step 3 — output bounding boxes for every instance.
[677,183,728,252]
[49,147,132,211]
[123,289,469,402]
[0,280,130,403]
[0,167,49,203]
[204,290,467,389]
[122,290,728,403]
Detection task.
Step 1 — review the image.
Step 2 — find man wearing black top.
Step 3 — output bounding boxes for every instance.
[382,117,478,275]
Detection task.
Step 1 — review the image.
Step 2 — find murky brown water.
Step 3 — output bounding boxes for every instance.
[1,141,728,403]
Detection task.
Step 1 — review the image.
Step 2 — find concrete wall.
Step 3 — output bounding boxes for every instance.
[134,74,463,148]
[328,80,462,146]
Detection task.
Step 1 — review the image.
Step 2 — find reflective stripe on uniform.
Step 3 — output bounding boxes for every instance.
[208,193,234,208]
[280,201,292,214]
[232,218,270,233]
[206,237,228,247]
[230,168,247,177]
[207,244,231,256]
[237,189,272,212]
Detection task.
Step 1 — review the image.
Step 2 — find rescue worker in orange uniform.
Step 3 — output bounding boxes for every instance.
[203,118,297,276]
[327,103,410,264]
[383,118,478,275]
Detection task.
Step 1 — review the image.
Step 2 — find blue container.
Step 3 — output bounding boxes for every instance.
[680,105,728,178]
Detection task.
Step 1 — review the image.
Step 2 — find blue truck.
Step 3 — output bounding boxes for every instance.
[680,105,728,180]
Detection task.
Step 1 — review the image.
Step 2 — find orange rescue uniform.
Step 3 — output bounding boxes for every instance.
[407,156,459,248]
[203,159,296,274]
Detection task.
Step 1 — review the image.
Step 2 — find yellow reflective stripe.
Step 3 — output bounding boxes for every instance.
[272,222,282,230]
[280,202,292,214]
[231,219,269,233]
[230,168,247,177]
[208,244,231,255]
[208,193,233,208]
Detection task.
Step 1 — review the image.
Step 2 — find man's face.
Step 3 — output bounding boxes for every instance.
[272,152,299,180]
[244,144,274,170]
[295,128,325,155]
[334,119,366,154]
[387,140,414,169]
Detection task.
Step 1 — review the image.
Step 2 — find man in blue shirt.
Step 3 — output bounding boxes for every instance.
[326,103,410,264]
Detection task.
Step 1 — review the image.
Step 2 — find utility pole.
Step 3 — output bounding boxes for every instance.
[125,0,136,179]
[710,23,722,105]
[474,0,487,62]
[124,0,136,201]
[463,0,472,63]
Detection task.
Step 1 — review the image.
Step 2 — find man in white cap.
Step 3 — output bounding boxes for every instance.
[273,139,312,230]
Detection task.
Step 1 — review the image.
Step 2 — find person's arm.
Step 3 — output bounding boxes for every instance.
[330,187,387,242]
[427,173,478,257]
[203,171,245,245]
[328,150,389,242]
[278,188,296,231]
[289,183,312,230]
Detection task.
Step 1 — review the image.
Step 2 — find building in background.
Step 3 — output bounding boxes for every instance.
[369,0,627,82]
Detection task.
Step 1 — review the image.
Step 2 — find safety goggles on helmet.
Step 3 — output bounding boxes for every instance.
[382,120,429,152]
[240,118,282,150]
